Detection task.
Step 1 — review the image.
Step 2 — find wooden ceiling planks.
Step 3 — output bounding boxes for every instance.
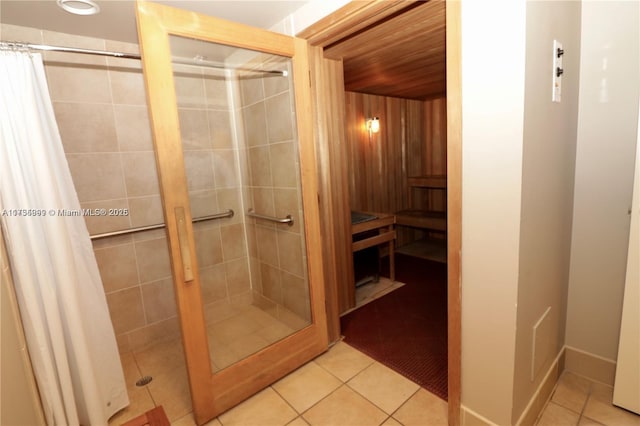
[325,0,446,101]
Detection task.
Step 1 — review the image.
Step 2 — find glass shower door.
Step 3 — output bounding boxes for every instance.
[136,2,328,424]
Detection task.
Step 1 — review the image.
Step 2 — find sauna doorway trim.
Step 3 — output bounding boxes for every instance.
[299,1,462,424]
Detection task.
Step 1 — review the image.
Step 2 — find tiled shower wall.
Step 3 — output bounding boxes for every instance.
[236,62,311,324]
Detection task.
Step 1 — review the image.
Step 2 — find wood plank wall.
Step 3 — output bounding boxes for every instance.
[345,92,447,247]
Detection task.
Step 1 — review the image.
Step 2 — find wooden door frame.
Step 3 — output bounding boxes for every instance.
[299,1,462,424]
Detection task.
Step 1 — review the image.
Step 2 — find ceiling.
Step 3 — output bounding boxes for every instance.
[0,0,309,44]
[325,0,446,101]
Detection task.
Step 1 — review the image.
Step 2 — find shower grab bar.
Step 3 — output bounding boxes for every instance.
[89,209,235,240]
[246,209,294,226]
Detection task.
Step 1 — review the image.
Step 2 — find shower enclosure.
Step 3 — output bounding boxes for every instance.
[135,2,328,424]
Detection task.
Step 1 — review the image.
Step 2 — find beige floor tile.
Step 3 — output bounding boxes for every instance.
[536,402,580,426]
[348,362,420,414]
[393,388,448,426]
[228,332,271,360]
[171,412,197,426]
[146,366,192,422]
[273,362,342,413]
[287,416,310,426]
[218,387,297,426]
[382,417,403,426]
[134,338,186,376]
[589,382,614,404]
[107,387,155,426]
[120,351,144,389]
[314,341,375,382]
[302,385,387,426]
[583,396,640,426]
[577,416,604,426]
[260,321,295,343]
[170,411,222,426]
[552,372,592,413]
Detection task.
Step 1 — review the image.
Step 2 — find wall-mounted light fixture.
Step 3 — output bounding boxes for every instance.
[366,117,380,134]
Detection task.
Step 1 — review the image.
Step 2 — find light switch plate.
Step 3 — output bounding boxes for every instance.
[552,40,563,103]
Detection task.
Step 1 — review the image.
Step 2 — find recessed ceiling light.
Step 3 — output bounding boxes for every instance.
[57,0,100,16]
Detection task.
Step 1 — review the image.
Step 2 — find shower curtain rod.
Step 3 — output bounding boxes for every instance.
[0,41,287,76]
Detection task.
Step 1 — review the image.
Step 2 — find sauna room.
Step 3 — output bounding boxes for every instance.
[328,0,449,401]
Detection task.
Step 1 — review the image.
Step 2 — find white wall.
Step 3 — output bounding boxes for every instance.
[566,0,640,362]
[512,1,582,422]
[460,0,526,423]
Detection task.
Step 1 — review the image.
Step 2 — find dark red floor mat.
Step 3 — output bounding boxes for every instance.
[340,254,448,400]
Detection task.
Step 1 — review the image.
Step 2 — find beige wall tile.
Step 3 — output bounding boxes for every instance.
[243,103,268,147]
[113,105,153,151]
[128,196,163,228]
[266,92,294,143]
[184,151,215,191]
[173,66,206,108]
[260,262,282,304]
[216,188,243,225]
[281,272,309,320]
[248,146,273,187]
[263,74,289,98]
[220,223,247,261]
[200,264,228,305]
[212,150,239,188]
[209,110,233,149]
[189,190,219,219]
[95,243,138,292]
[255,226,278,267]
[194,226,223,268]
[246,224,258,258]
[108,60,146,106]
[204,72,229,110]
[225,258,251,296]
[141,278,177,323]
[126,317,181,352]
[251,188,275,219]
[45,63,111,103]
[92,234,132,250]
[81,199,131,236]
[122,152,161,197]
[179,109,211,150]
[274,188,301,234]
[106,287,146,334]
[270,142,298,188]
[277,231,304,277]
[135,237,172,283]
[67,153,127,202]
[54,102,118,153]
[104,40,140,56]
[240,77,264,106]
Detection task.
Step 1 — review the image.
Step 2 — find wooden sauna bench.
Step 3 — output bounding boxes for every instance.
[395,175,447,231]
[351,211,396,282]
[395,175,447,263]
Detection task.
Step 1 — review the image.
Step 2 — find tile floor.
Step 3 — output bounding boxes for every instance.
[535,371,640,426]
[109,339,448,426]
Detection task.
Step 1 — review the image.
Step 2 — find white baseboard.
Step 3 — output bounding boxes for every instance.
[564,345,617,386]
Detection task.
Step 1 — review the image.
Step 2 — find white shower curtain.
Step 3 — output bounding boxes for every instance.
[0,50,128,425]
